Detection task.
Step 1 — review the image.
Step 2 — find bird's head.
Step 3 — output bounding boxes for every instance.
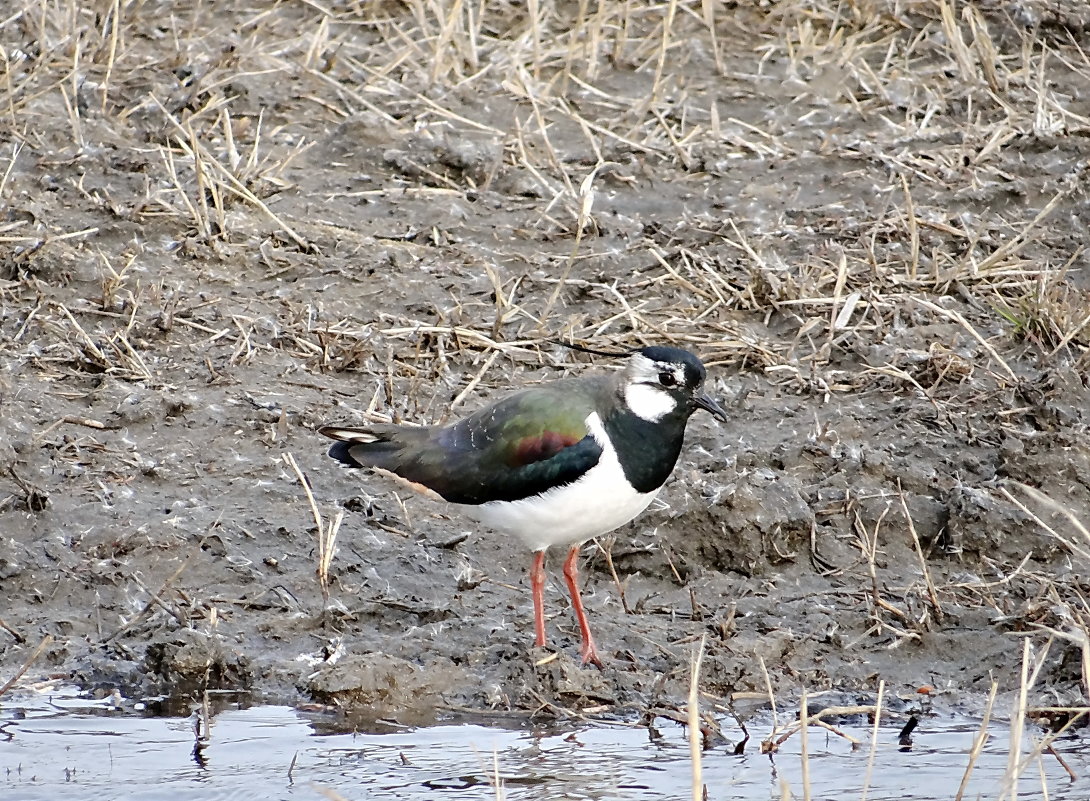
[621,346,728,423]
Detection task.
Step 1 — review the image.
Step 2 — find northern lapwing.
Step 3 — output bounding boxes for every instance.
[318,344,727,667]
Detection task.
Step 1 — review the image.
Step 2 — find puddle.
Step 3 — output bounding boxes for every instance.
[1,688,1086,800]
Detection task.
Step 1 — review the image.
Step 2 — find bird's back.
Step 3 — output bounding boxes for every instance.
[326,374,617,505]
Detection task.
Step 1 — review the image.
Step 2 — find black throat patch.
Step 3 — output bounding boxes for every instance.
[602,405,692,494]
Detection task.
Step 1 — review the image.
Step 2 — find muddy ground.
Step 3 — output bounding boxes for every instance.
[2,0,1089,727]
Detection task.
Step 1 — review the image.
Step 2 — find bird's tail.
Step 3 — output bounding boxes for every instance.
[317,425,424,470]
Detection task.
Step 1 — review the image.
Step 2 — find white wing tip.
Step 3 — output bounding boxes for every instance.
[318,426,381,444]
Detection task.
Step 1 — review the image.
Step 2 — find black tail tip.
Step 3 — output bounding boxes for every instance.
[327,441,360,467]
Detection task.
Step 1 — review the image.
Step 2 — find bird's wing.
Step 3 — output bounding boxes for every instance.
[395,381,606,504]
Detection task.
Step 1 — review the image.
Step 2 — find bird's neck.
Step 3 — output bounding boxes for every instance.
[603,406,690,493]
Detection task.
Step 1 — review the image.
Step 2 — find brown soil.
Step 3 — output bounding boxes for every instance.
[2,0,1089,726]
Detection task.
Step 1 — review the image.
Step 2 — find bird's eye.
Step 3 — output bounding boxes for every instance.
[658,371,677,387]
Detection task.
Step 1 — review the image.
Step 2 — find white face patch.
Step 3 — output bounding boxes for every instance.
[624,382,677,422]
[626,353,662,383]
[626,354,687,388]
[622,352,688,422]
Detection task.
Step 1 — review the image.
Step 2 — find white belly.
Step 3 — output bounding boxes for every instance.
[461,412,660,552]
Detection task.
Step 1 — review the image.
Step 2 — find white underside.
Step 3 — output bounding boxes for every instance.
[461,412,659,552]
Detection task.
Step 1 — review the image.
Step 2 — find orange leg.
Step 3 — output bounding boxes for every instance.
[530,550,548,648]
[562,544,603,668]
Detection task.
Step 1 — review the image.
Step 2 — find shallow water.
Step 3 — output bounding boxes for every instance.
[1,688,1085,800]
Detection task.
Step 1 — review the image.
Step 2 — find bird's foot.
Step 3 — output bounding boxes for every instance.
[580,641,604,670]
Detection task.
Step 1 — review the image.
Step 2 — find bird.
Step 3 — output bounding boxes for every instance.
[318,344,727,667]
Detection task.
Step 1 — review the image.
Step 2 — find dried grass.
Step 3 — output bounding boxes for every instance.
[3,0,1086,388]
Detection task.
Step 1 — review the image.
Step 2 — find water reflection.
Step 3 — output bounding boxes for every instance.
[0,687,1086,800]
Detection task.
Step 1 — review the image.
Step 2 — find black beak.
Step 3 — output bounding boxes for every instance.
[693,392,728,423]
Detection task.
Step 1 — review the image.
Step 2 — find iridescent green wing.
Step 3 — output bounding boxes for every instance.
[405,380,605,504]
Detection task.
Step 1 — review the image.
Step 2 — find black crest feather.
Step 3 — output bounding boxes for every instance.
[548,339,634,358]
